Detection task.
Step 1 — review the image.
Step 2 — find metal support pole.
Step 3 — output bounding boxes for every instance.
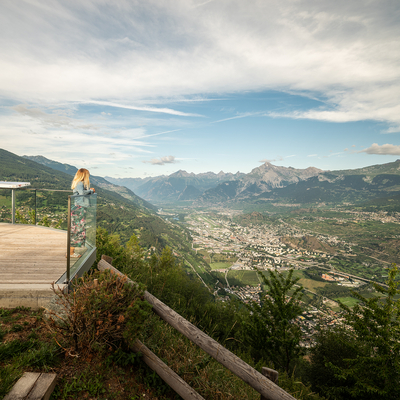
[66,196,71,284]
[34,189,37,225]
[11,189,16,224]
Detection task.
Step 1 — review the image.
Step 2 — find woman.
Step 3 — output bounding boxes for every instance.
[69,168,95,257]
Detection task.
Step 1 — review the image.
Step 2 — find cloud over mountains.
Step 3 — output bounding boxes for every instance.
[1,0,399,128]
[1,0,400,177]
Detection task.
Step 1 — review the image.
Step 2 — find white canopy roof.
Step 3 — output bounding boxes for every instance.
[0,181,31,189]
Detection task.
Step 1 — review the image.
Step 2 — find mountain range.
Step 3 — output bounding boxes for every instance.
[10,149,400,209]
[106,160,400,208]
[105,170,244,202]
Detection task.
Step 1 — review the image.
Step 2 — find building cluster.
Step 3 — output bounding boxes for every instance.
[186,212,333,274]
[321,273,363,287]
[296,307,347,347]
[228,284,262,304]
[181,210,384,346]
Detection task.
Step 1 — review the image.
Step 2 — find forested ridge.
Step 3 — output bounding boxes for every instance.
[0,148,199,252]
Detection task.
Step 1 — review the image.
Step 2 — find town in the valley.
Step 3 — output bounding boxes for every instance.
[162,208,399,346]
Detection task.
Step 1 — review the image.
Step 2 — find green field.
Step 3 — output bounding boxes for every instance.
[228,270,260,286]
[210,262,232,270]
[298,277,328,293]
[336,296,359,307]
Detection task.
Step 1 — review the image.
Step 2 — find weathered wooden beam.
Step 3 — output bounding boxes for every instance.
[261,368,279,400]
[26,373,57,400]
[262,367,279,384]
[3,372,40,400]
[3,372,57,400]
[101,254,113,265]
[98,259,296,400]
[131,339,205,400]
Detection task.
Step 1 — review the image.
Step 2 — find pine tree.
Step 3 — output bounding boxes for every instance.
[309,264,400,400]
[243,269,303,373]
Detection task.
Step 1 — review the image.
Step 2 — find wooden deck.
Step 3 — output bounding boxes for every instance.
[0,223,68,309]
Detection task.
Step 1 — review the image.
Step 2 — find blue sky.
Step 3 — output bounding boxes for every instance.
[1,0,400,178]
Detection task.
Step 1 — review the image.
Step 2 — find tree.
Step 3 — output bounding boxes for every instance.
[309,264,400,400]
[243,269,303,373]
[307,327,361,400]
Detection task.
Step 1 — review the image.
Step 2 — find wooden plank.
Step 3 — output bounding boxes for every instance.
[98,260,296,400]
[26,373,57,400]
[0,266,65,271]
[0,280,57,284]
[3,372,40,400]
[0,270,65,275]
[132,340,205,400]
[0,267,58,270]
[0,224,67,287]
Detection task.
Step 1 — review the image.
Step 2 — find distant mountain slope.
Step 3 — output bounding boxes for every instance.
[1,149,147,209]
[246,162,322,184]
[196,160,400,208]
[107,169,244,202]
[1,149,72,190]
[23,155,156,211]
[104,176,155,191]
[22,155,78,176]
[0,149,185,249]
[177,185,202,200]
[330,159,400,178]
[260,163,400,207]
[197,162,323,203]
[106,160,400,207]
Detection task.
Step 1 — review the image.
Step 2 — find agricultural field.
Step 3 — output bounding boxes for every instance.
[210,262,232,270]
[290,212,400,265]
[336,296,359,307]
[228,270,260,286]
[328,256,388,281]
[297,277,328,293]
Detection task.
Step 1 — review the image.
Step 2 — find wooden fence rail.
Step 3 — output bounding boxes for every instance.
[98,259,296,400]
[131,339,205,400]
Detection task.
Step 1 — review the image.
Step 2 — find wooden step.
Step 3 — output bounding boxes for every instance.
[3,372,57,400]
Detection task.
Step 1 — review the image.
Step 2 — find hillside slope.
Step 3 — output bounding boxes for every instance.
[23,155,156,211]
[0,149,187,249]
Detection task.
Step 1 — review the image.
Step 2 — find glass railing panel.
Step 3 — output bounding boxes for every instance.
[0,189,12,223]
[14,189,36,225]
[0,188,70,228]
[68,193,97,280]
[34,189,69,229]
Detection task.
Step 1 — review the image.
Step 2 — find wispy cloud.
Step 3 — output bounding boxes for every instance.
[80,101,203,117]
[143,155,178,165]
[259,157,283,163]
[12,104,100,130]
[1,0,398,129]
[359,143,400,155]
[259,155,296,163]
[213,112,262,124]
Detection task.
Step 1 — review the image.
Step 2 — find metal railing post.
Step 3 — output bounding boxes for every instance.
[66,196,71,283]
[11,189,16,224]
[34,189,37,225]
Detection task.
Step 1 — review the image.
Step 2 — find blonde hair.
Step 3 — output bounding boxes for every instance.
[71,168,90,190]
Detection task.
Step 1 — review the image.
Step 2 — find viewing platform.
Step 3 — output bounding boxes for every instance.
[0,184,98,309]
[0,223,69,308]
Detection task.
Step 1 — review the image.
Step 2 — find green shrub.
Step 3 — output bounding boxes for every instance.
[46,269,152,356]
